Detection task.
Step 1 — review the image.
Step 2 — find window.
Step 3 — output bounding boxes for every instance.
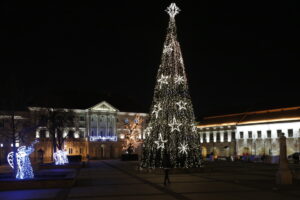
[80,148,83,154]
[209,133,214,142]
[125,118,129,124]
[216,133,220,142]
[288,129,293,138]
[267,130,271,138]
[248,131,252,139]
[134,119,139,124]
[277,130,282,138]
[224,132,228,142]
[203,133,207,142]
[231,132,236,141]
[79,116,85,121]
[69,148,73,154]
[240,131,244,139]
[257,131,262,138]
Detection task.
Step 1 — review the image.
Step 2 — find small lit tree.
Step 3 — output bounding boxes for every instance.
[122,114,144,154]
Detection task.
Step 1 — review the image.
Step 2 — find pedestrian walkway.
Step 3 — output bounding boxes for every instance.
[67,160,300,200]
[1,160,300,200]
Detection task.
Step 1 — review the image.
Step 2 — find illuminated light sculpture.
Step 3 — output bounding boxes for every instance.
[53,149,69,165]
[141,3,201,169]
[7,140,38,179]
[89,136,117,142]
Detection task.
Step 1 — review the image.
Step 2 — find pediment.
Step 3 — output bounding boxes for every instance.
[90,101,118,112]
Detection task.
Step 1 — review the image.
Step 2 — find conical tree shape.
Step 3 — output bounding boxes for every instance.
[141,3,201,169]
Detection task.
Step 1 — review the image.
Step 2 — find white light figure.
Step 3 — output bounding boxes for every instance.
[178,142,189,155]
[168,117,182,132]
[166,3,180,18]
[152,103,162,119]
[154,133,168,150]
[53,149,69,165]
[7,141,37,179]
[174,75,184,85]
[157,75,169,89]
[176,101,187,111]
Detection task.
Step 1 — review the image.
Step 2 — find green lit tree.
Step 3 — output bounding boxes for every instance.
[141,3,201,168]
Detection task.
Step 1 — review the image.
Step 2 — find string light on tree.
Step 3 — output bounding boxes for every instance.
[168,117,182,132]
[176,101,187,111]
[157,75,169,89]
[154,133,168,149]
[178,142,189,155]
[143,126,153,137]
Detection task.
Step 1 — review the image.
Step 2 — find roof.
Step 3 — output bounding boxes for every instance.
[197,106,300,128]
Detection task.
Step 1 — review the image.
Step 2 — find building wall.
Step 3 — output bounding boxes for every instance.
[198,121,300,158]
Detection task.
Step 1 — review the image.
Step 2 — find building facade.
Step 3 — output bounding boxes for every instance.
[197,106,300,162]
[0,101,148,163]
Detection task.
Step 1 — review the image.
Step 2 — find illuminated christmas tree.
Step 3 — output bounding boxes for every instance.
[141,3,201,168]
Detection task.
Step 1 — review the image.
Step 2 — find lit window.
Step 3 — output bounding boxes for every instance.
[125,118,129,124]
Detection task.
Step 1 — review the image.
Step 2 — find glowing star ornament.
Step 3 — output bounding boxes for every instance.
[152,103,162,119]
[168,117,182,132]
[157,74,169,89]
[178,142,189,155]
[163,44,173,54]
[176,101,187,111]
[154,133,168,149]
[174,75,184,85]
[166,3,180,18]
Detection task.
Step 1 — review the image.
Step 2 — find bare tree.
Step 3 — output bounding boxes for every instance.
[121,114,144,154]
[36,108,76,154]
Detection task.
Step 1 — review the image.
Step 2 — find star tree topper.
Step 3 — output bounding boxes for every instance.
[154,133,168,149]
[168,117,182,132]
[166,3,180,18]
[178,142,189,155]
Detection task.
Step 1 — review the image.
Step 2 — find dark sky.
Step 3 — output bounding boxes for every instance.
[1,1,300,120]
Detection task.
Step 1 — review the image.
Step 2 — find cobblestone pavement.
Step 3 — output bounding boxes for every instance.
[1,160,300,200]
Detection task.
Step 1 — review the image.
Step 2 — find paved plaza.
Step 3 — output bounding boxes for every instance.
[0,160,300,200]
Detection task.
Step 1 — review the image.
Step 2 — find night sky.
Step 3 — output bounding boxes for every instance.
[1,1,300,120]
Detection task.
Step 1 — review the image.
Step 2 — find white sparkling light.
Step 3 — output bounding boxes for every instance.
[154,133,168,150]
[89,136,117,142]
[168,117,182,132]
[178,142,189,155]
[166,3,180,18]
[157,74,169,89]
[174,75,184,85]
